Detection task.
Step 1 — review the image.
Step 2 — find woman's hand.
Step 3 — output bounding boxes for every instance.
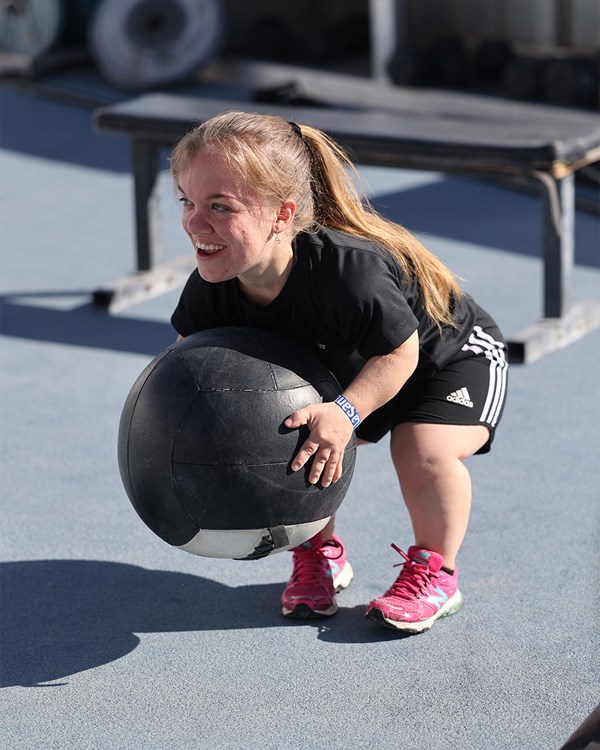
[284,402,354,487]
[284,331,420,487]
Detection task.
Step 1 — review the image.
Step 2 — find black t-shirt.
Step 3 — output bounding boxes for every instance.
[171,227,502,388]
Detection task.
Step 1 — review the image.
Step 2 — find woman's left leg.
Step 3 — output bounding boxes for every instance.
[366,421,489,632]
[390,422,489,569]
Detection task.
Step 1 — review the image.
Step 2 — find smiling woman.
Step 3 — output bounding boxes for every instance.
[168,110,508,630]
[176,149,296,303]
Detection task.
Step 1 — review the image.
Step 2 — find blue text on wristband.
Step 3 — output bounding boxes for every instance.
[334,395,361,429]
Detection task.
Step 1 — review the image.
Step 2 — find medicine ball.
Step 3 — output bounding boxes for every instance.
[118,327,356,560]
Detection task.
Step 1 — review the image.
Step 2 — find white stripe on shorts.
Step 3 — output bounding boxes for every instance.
[461,326,508,427]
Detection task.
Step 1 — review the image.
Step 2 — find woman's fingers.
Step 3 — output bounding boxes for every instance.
[285,402,352,486]
[292,440,345,487]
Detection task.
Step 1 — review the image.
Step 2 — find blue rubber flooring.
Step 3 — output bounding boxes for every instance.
[1,74,599,750]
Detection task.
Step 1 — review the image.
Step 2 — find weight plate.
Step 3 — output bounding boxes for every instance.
[88,0,224,89]
[0,0,66,58]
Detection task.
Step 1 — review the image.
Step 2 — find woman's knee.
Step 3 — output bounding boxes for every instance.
[390,422,489,471]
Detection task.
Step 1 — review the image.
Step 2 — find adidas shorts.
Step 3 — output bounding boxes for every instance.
[356,325,508,454]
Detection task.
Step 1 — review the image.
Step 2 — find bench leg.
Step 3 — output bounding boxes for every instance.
[542,172,574,318]
[132,139,162,272]
[93,138,195,312]
[507,171,600,363]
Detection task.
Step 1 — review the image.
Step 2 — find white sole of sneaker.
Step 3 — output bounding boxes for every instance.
[333,561,354,593]
[367,590,463,633]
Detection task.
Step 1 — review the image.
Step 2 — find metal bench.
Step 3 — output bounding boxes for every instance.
[94,85,600,362]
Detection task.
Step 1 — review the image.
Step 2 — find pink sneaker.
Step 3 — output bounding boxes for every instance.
[366,545,463,633]
[281,533,353,618]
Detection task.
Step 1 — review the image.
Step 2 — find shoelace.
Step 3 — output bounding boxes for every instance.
[290,545,330,584]
[387,544,432,598]
[320,538,343,562]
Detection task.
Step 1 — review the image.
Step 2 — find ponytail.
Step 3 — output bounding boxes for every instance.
[300,125,463,329]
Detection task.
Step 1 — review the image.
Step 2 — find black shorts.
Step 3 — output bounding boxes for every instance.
[356,325,508,454]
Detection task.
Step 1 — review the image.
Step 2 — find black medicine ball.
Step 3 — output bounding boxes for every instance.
[118,327,356,559]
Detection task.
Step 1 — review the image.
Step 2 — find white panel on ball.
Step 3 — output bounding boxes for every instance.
[177,519,330,559]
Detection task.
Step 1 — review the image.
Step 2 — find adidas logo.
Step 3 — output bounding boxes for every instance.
[446,387,473,408]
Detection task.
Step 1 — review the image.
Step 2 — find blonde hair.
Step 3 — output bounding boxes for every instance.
[170,111,463,328]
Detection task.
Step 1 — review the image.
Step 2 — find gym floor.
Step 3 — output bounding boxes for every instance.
[1,66,599,750]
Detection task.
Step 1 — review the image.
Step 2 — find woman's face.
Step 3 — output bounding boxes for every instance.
[177,149,283,285]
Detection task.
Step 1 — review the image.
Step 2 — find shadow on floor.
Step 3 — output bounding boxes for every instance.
[1,559,406,687]
[0,293,174,356]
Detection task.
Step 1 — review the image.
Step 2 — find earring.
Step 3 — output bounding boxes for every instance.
[274,233,281,244]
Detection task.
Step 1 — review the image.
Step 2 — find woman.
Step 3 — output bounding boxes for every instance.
[169,111,508,633]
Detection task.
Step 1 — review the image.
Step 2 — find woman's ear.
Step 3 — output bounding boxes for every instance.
[274,199,297,233]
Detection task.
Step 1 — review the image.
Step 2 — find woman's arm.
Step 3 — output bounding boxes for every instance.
[285,329,420,486]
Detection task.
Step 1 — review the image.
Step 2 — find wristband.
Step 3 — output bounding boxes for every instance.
[334,395,361,429]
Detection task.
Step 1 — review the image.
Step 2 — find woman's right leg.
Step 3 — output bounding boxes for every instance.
[280,441,364,619]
